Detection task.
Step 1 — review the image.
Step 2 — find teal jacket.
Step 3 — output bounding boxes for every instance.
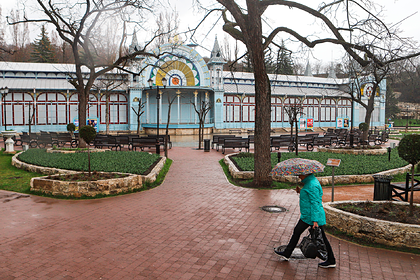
[299,174,326,226]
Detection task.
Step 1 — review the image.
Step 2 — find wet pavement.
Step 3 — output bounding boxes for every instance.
[0,136,419,279]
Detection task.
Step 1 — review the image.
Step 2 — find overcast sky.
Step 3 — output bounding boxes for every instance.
[2,0,419,67]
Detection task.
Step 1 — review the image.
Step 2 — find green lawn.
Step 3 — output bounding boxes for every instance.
[0,151,44,194]
[0,149,169,196]
[231,149,410,177]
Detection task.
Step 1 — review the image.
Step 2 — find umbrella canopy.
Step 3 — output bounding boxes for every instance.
[270,158,325,176]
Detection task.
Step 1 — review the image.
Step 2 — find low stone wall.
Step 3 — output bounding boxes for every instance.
[324,201,420,249]
[12,152,166,183]
[318,147,387,155]
[224,153,412,185]
[31,173,143,198]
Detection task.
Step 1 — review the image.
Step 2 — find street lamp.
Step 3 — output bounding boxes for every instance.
[349,82,354,147]
[406,105,409,133]
[1,87,9,130]
[148,77,167,154]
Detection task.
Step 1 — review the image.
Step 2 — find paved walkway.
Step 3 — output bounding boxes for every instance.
[1,146,420,279]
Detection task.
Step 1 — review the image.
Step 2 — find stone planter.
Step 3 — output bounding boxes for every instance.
[31,172,143,198]
[1,130,17,154]
[324,200,420,249]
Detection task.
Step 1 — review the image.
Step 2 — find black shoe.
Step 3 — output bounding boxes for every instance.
[273,247,290,261]
[318,260,336,268]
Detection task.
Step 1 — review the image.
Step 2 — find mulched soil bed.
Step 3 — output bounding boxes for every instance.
[334,201,420,225]
[46,171,129,182]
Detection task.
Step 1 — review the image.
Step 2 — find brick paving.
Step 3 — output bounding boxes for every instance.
[0,143,420,279]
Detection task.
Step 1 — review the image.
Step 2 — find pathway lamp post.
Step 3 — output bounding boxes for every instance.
[406,105,409,133]
[148,77,167,155]
[350,82,354,148]
[1,87,9,130]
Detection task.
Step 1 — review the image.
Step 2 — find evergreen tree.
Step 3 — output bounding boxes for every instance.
[242,48,276,73]
[31,25,56,63]
[275,41,294,75]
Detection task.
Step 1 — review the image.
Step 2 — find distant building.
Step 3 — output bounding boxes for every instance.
[0,38,386,134]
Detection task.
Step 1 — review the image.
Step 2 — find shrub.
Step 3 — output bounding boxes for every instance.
[359,122,369,131]
[398,134,420,215]
[79,125,96,144]
[67,123,76,132]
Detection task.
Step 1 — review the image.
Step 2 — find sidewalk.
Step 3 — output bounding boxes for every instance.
[0,146,419,279]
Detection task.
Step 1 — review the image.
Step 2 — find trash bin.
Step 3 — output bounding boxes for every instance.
[204,139,210,152]
[373,175,393,201]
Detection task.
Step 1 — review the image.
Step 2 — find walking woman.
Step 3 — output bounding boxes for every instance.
[274,173,336,268]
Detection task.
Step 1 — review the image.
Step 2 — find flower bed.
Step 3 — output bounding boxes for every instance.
[324,201,420,249]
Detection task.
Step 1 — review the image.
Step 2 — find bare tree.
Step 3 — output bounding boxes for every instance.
[164,92,178,158]
[8,0,175,147]
[93,72,128,134]
[284,100,304,155]
[191,94,212,150]
[209,0,420,188]
[131,98,147,136]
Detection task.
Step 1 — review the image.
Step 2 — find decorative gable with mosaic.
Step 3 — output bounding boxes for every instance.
[141,44,211,88]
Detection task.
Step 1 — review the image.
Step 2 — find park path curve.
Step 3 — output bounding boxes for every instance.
[0,147,419,279]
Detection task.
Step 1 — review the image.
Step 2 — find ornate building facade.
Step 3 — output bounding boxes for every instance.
[0,38,386,134]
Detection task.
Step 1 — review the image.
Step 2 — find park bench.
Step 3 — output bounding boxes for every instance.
[229,129,242,134]
[131,137,157,151]
[114,135,132,150]
[214,135,241,151]
[56,132,75,147]
[145,135,172,149]
[390,173,420,202]
[221,137,249,154]
[93,135,121,150]
[211,135,231,149]
[270,135,294,152]
[35,131,54,148]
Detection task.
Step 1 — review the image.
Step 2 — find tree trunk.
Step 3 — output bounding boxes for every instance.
[410,165,415,216]
[295,118,299,156]
[247,15,272,187]
[252,66,272,187]
[78,91,87,148]
[165,102,172,158]
[363,97,375,141]
[106,93,110,134]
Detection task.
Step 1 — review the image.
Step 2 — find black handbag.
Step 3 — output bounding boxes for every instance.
[299,227,328,260]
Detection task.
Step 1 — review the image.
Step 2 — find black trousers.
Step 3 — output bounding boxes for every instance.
[283,219,335,262]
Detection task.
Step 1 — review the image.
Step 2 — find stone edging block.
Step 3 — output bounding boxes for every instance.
[324,200,420,249]
[11,152,166,183]
[224,152,412,185]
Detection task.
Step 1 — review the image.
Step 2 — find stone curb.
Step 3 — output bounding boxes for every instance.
[31,172,143,198]
[224,152,412,185]
[324,200,420,249]
[11,152,166,183]
[318,147,388,155]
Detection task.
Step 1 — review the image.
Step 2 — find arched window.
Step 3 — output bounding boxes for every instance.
[337,99,351,117]
[271,96,282,122]
[88,94,98,120]
[224,95,241,122]
[36,92,67,125]
[320,98,336,122]
[303,98,319,121]
[69,93,78,123]
[2,92,34,126]
[283,97,301,123]
[242,96,255,122]
[100,93,128,124]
